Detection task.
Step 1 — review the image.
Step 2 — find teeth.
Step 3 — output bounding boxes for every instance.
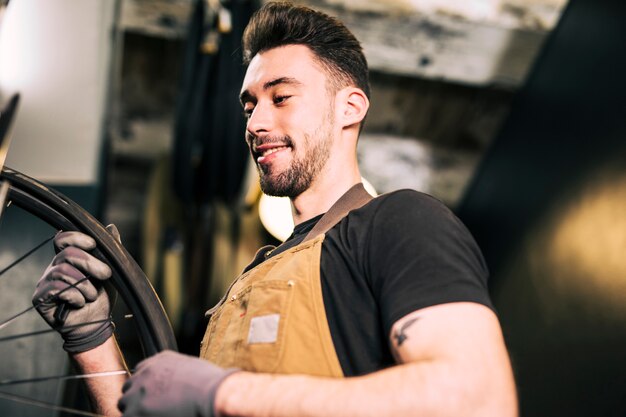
[261,146,288,157]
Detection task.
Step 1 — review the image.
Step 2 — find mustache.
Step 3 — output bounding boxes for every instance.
[247,133,295,150]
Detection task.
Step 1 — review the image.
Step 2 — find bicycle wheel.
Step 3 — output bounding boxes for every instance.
[0,167,177,416]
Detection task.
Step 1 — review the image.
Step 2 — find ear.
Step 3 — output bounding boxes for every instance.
[336,87,369,129]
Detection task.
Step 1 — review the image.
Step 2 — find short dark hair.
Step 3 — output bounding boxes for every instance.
[242,1,370,98]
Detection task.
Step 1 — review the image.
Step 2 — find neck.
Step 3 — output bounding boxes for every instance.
[290,162,361,225]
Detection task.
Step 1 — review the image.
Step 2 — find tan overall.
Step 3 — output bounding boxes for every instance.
[199,184,373,377]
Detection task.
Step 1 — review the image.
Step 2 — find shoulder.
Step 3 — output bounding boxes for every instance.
[332,188,469,254]
[363,189,455,218]
[358,189,464,236]
[369,188,445,208]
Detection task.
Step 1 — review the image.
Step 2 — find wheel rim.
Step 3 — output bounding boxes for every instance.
[0,166,176,415]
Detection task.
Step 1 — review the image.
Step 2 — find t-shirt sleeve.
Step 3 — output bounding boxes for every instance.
[366,190,494,338]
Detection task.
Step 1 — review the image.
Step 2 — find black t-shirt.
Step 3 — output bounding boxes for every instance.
[246,189,493,377]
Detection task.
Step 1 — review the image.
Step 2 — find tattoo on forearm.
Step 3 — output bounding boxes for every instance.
[393,317,420,346]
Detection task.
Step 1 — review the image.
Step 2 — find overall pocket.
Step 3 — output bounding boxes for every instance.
[201,280,295,371]
[236,279,296,372]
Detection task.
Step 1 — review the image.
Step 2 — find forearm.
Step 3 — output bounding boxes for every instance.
[216,361,517,417]
[71,336,128,417]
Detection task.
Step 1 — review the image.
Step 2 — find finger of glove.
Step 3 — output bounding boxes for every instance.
[122,378,133,394]
[106,224,122,244]
[118,383,145,416]
[52,246,112,281]
[34,279,86,308]
[120,363,177,417]
[123,351,228,417]
[54,231,96,251]
[35,264,98,305]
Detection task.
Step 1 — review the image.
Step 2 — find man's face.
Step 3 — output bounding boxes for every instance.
[240,45,336,198]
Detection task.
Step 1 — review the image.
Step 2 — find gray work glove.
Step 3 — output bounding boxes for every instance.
[118,350,239,417]
[32,225,119,353]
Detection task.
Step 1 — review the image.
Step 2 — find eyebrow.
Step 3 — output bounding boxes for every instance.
[239,77,303,105]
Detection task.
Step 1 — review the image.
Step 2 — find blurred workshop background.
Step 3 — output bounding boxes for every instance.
[1,0,626,416]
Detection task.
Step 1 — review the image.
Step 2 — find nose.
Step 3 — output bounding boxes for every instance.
[246,100,274,138]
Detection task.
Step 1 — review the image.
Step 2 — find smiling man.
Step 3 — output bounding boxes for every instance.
[33,2,517,417]
[240,42,363,223]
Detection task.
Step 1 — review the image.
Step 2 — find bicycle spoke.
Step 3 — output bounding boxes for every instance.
[0,276,89,331]
[0,327,56,342]
[0,390,106,417]
[0,167,176,417]
[0,304,42,332]
[0,369,128,386]
[0,317,115,344]
[0,233,55,278]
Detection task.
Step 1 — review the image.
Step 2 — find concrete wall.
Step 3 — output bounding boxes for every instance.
[0,0,116,184]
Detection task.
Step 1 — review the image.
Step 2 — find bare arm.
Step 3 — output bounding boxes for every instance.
[71,336,128,417]
[215,302,517,417]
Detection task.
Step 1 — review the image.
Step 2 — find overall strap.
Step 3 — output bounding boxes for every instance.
[302,183,374,243]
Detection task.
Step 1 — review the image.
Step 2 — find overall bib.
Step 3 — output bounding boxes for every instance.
[199,184,373,377]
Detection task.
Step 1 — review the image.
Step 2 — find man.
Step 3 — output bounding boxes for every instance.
[33,2,517,416]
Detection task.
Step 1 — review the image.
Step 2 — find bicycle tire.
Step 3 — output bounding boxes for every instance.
[1,166,177,356]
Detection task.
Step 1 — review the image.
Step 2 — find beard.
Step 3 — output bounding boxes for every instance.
[257,122,333,198]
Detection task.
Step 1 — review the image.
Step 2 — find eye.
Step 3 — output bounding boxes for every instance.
[242,103,255,118]
[273,95,291,105]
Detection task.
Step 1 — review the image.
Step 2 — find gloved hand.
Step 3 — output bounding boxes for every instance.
[32,225,119,353]
[118,350,239,417]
